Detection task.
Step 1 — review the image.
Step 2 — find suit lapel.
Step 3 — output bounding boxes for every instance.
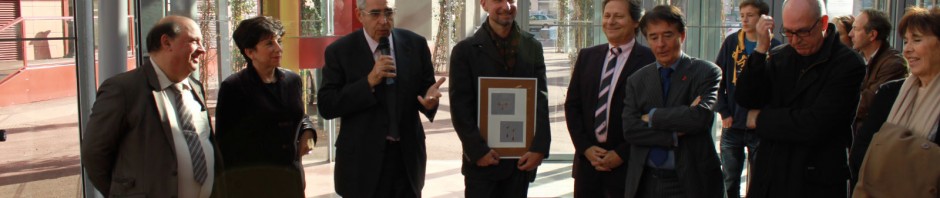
[586,46,607,110]
[142,58,178,155]
[389,29,407,125]
[666,55,693,106]
[616,44,648,94]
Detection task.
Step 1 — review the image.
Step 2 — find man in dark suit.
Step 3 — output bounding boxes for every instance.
[317,0,445,197]
[564,0,653,197]
[81,16,225,198]
[621,5,724,198]
[448,0,551,197]
[736,0,865,197]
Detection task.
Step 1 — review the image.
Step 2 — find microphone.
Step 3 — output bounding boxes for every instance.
[378,36,391,56]
[378,36,395,84]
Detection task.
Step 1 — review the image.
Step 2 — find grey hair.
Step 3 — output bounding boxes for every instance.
[357,0,366,10]
[784,0,827,18]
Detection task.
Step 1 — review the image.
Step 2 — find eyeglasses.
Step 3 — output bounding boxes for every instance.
[362,8,395,19]
[780,18,821,39]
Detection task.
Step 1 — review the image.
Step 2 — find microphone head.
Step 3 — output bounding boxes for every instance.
[377,36,391,55]
[379,36,390,45]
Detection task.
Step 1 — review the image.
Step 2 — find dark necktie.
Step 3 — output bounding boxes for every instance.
[171,84,208,184]
[375,49,399,140]
[649,67,674,166]
[594,47,621,143]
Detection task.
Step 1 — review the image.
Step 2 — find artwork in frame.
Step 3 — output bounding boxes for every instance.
[478,77,536,158]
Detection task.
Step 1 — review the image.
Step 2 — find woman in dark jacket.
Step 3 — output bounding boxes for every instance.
[215,16,316,197]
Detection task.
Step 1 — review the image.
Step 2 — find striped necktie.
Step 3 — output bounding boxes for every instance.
[594,47,621,143]
[171,84,208,184]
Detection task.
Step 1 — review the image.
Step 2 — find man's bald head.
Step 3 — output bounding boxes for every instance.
[146,15,200,53]
[782,0,829,56]
[144,15,205,83]
[784,0,827,20]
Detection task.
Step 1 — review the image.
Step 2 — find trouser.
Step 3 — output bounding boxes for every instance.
[375,140,417,198]
[637,167,686,198]
[720,128,760,198]
[464,166,529,198]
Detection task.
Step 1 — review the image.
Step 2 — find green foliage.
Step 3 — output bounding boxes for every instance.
[301,0,328,37]
[229,0,256,72]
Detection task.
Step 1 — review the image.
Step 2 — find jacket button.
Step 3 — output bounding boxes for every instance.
[922,143,931,149]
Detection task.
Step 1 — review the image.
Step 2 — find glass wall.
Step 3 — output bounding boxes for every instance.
[0,0,83,195]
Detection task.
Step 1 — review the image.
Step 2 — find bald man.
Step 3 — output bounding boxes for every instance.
[82,16,224,198]
[734,0,865,197]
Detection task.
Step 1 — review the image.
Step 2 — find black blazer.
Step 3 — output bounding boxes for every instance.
[448,24,551,181]
[215,65,314,197]
[81,58,226,198]
[317,28,437,198]
[735,23,866,198]
[565,43,654,179]
[620,54,724,198]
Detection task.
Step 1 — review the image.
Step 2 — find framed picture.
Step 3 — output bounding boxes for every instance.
[478,77,536,158]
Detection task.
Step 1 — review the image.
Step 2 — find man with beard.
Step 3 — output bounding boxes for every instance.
[448,0,551,197]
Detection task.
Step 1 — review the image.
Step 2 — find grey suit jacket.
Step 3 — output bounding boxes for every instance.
[621,54,724,197]
[81,58,225,198]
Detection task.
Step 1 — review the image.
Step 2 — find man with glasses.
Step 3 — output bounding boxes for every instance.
[319,0,445,197]
[734,0,865,197]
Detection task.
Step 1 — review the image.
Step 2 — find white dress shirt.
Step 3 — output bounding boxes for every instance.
[151,59,215,198]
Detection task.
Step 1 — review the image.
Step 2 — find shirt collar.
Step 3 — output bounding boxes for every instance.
[150,58,190,91]
[655,53,685,71]
[363,30,394,54]
[866,46,881,65]
[609,38,636,56]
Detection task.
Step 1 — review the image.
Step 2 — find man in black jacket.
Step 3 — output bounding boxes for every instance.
[448,0,551,196]
[735,0,866,197]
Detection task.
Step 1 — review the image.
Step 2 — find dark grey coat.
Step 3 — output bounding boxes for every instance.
[621,54,724,198]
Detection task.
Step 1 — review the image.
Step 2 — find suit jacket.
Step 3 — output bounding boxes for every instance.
[565,42,654,180]
[856,45,908,123]
[318,28,437,198]
[448,23,551,181]
[620,54,724,198]
[81,58,225,198]
[215,65,315,197]
[735,23,866,198]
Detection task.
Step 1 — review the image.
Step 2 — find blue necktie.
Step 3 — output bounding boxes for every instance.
[649,67,673,166]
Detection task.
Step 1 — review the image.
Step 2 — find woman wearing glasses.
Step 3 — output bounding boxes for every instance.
[215,16,317,197]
